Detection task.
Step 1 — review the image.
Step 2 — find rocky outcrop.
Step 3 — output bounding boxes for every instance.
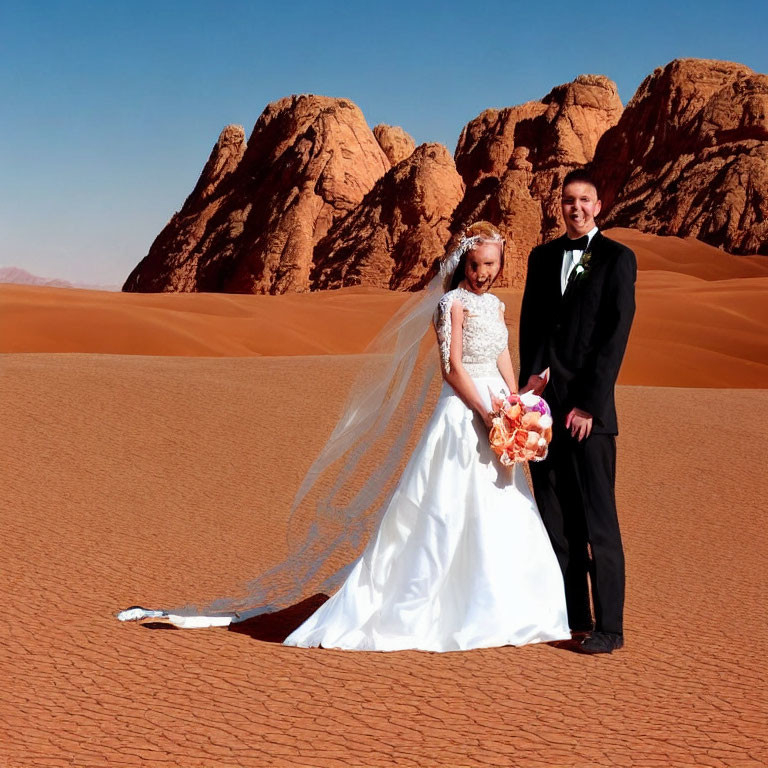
[448,148,542,287]
[123,60,767,296]
[186,124,247,208]
[124,96,390,293]
[373,124,416,166]
[123,125,247,293]
[593,59,768,254]
[312,143,464,290]
[453,75,623,285]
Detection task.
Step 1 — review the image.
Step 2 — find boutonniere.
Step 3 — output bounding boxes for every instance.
[569,248,593,285]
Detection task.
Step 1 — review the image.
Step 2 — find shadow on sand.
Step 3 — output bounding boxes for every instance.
[139,593,330,642]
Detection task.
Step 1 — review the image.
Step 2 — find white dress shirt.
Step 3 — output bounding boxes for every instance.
[561,226,598,295]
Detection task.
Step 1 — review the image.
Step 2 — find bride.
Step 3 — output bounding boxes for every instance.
[282,221,569,651]
[119,221,570,651]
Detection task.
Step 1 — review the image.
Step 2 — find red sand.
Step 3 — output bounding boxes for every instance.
[2,230,767,766]
[1,354,766,767]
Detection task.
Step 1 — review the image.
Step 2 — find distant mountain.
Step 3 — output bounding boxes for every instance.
[0,266,119,291]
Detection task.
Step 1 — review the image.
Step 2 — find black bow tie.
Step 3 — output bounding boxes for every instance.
[565,235,589,252]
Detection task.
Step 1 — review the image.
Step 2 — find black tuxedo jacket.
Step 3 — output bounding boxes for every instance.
[518,231,636,435]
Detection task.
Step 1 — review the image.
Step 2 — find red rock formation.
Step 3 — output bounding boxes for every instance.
[453,75,623,285]
[373,124,416,166]
[124,96,390,293]
[124,60,767,297]
[593,59,768,254]
[186,124,247,207]
[123,125,246,292]
[312,143,464,290]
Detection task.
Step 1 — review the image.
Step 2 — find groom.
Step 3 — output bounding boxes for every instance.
[518,169,636,654]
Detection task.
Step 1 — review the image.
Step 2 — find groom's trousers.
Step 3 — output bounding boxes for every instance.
[529,428,625,635]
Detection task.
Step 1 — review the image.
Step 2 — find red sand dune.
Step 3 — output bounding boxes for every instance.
[0,283,409,357]
[610,227,768,279]
[2,231,767,387]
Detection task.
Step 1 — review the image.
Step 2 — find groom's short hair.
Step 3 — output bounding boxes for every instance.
[562,169,600,197]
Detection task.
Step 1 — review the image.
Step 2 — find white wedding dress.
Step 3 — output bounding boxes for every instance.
[283,286,570,652]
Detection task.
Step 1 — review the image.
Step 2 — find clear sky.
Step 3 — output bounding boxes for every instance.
[2,0,766,285]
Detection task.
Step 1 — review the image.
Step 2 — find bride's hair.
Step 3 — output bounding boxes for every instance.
[446,221,506,291]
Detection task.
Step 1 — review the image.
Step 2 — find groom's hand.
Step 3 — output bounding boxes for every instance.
[521,374,547,396]
[566,408,593,441]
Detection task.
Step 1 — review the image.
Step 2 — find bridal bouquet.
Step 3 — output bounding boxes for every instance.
[489,391,553,464]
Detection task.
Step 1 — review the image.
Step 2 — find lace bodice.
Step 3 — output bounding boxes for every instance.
[433,287,508,376]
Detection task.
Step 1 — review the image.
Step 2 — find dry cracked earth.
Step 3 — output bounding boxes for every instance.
[1,354,766,767]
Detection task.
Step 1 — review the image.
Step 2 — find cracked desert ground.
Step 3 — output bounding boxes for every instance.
[2,230,767,767]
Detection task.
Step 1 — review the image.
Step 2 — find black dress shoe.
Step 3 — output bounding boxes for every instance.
[577,632,624,654]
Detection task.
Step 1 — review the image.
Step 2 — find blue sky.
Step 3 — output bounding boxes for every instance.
[2,0,766,285]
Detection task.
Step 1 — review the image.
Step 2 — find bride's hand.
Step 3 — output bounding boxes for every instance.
[489,392,505,413]
[482,410,495,430]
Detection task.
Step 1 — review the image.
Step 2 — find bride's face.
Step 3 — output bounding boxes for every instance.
[463,242,502,294]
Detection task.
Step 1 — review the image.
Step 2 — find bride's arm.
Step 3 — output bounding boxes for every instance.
[440,300,493,428]
[496,348,518,395]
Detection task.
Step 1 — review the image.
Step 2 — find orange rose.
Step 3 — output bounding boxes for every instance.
[521,411,541,430]
[489,419,510,455]
[503,402,522,423]
[514,429,529,448]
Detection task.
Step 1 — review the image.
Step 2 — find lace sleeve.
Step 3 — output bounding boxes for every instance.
[433,293,457,374]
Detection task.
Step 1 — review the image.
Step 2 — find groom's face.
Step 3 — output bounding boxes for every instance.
[562,181,602,238]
